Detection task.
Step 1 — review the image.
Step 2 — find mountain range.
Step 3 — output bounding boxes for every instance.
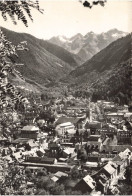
[1,27,131,103]
[61,34,131,104]
[49,29,128,62]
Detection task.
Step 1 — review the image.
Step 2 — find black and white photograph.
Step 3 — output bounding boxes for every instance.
[0,0,132,195]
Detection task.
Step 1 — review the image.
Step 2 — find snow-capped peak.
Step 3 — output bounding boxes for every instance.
[58,35,67,42]
[112,32,128,38]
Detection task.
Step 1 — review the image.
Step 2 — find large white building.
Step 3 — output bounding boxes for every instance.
[55,122,76,136]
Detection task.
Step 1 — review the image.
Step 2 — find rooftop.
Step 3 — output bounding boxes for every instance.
[83,175,96,189]
[54,171,68,178]
[21,126,39,131]
[59,122,73,127]
[56,117,85,126]
[103,163,116,175]
[87,135,101,142]
[106,113,124,116]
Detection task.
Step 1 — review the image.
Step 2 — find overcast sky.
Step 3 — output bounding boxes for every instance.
[0,0,132,39]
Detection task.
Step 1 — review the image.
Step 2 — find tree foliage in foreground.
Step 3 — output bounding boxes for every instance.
[0,28,29,110]
[0,0,43,27]
[80,0,107,9]
[0,1,43,111]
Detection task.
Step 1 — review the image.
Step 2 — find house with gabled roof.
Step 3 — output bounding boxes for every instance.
[86,135,103,152]
[20,125,39,139]
[93,161,118,194]
[112,148,132,173]
[55,116,87,133]
[74,174,96,194]
[95,173,109,194]
[101,162,118,181]
[55,122,76,136]
[51,171,68,182]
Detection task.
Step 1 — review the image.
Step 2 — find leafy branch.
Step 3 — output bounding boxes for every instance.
[0,0,44,26]
[79,0,107,9]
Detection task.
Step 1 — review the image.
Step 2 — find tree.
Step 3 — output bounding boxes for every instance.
[36,176,54,190]
[1,163,28,194]
[50,184,65,195]
[0,1,43,112]
[0,0,43,27]
[37,169,47,177]
[0,3,43,193]
[35,189,49,195]
[70,167,80,179]
[65,190,82,195]
[77,148,88,162]
[81,0,107,9]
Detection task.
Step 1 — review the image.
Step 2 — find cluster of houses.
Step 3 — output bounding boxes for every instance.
[75,147,131,195]
[0,98,132,194]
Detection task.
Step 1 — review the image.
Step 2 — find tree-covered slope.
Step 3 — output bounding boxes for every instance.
[1,27,80,85]
[62,34,131,104]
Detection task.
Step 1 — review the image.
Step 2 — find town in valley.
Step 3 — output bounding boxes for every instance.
[0,0,132,195]
[0,94,132,195]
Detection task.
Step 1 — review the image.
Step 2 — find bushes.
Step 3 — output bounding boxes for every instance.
[36,169,47,177]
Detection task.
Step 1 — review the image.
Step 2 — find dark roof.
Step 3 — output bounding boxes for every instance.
[87,135,100,142]
[125,121,132,128]
[74,175,95,193]
[26,156,56,164]
[12,138,30,144]
[99,173,108,181]
[48,142,60,148]
[112,154,122,162]
[102,163,116,177]
[41,157,56,164]
[88,156,100,162]
[85,122,101,129]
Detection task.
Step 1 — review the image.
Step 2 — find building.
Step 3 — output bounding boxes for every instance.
[86,135,102,152]
[124,121,132,131]
[55,116,87,133]
[103,144,132,154]
[85,121,102,135]
[117,131,132,145]
[102,162,118,180]
[101,134,118,152]
[20,161,75,173]
[20,125,39,139]
[74,175,96,194]
[95,173,109,194]
[55,122,76,136]
[93,161,118,194]
[112,148,132,172]
[65,106,86,116]
[106,112,124,123]
[62,147,77,158]
[124,113,132,121]
[25,156,57,164]
[51,171,68,182]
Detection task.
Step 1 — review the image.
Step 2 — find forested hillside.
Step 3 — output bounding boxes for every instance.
[62,34,131,104]
[1,27,80,85]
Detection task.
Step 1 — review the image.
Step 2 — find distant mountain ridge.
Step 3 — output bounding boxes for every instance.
[49,29,128,62]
